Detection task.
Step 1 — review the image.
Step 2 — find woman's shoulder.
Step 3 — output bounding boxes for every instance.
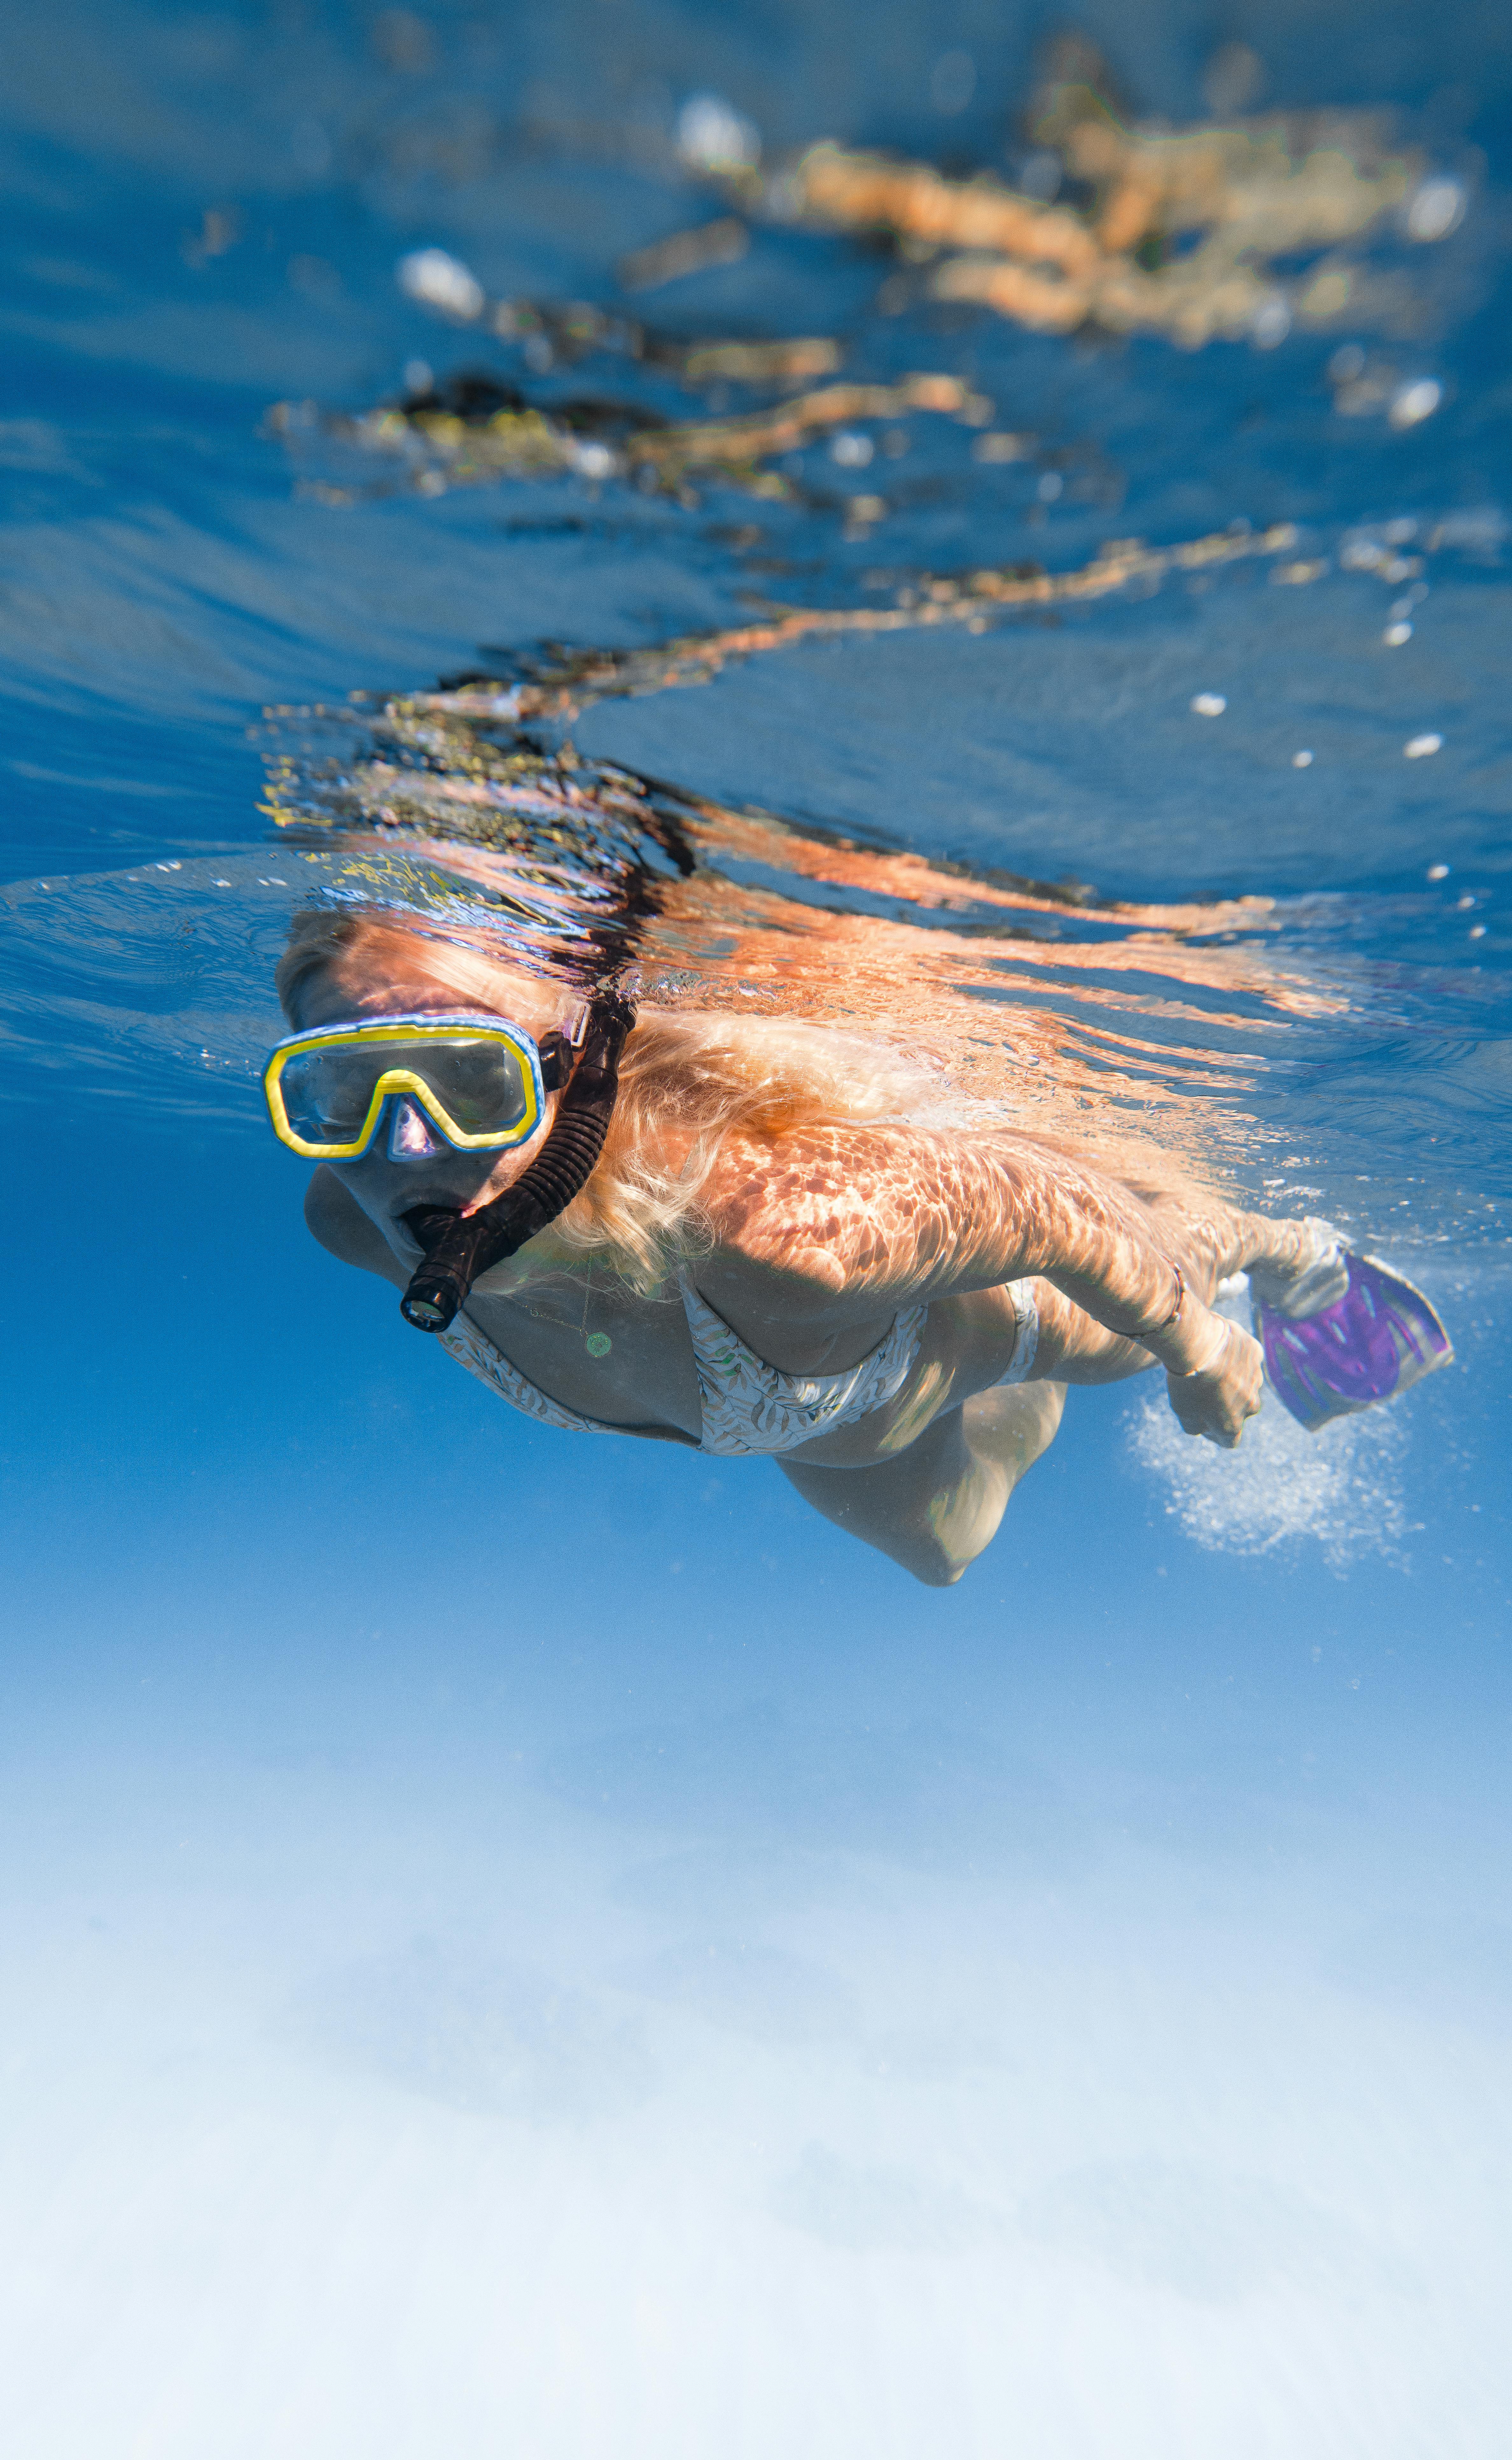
[697,1119,970,1307]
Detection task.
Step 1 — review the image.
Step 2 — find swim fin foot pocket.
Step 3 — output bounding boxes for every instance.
[1253,1251,1453,1433]
[398,992,635,1334]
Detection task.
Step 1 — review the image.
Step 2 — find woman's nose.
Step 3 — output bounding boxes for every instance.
[387,1097,443,1161]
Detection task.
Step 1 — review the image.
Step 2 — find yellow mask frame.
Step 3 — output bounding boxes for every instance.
[262,1012,547,1160]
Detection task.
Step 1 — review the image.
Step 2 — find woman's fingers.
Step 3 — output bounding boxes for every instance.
[1165,1320,1264,1445]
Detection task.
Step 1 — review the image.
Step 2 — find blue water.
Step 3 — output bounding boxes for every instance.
[3,7,1511,2452]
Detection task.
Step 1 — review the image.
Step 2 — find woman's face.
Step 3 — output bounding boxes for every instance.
[297,957,563,1251]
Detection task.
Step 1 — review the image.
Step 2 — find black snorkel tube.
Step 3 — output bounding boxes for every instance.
[398,991,636,1334]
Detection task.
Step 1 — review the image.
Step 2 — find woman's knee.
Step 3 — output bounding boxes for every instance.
[902,1547,968,1589]
[778,1422,997,1584]
[852,1505,981,1586]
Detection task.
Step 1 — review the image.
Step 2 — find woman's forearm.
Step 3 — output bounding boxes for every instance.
[970,1141,1228,1376]
[714,1119,1269,1444]
[715,1124,1236,1370]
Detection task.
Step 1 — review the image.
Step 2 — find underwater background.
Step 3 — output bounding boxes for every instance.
[2,2,1510,2450]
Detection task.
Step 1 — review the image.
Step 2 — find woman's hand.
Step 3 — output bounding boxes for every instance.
[1164,1310,1264,1447]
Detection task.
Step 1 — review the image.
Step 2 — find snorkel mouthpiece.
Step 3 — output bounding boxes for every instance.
[397,1216,486,1331]
[398,992,635,1334]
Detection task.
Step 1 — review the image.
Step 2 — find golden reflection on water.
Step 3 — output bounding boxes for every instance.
[261,599,1341,1205]
[267,28,1475,522]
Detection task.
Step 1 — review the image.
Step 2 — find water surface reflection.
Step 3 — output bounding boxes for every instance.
[237,614,1450,1583]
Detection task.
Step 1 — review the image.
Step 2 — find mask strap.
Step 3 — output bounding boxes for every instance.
[537,1001,590,1091]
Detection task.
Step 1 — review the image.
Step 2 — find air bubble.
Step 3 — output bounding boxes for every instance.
[1389,378,1442,430]
[396,248,484,322]
[676,94,760,174]
[1406,177,1467,243]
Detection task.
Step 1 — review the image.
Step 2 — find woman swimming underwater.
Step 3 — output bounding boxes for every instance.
[265,904,1447,1585]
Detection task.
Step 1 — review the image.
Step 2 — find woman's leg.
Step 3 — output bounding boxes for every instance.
[778,1381,1065,1586]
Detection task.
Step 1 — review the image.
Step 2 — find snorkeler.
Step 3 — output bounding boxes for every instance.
[263,909,1449,1587]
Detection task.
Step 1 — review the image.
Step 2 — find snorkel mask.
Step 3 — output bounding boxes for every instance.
[263,993,636,1333]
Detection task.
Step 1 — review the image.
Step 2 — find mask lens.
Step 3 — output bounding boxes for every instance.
[420,1036,531,1134]
[279,1045,385,1143]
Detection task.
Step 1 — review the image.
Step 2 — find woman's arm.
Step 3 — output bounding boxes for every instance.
[703,1125,1262,1443]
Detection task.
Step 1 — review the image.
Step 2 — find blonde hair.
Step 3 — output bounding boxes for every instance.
[276,907,935,1291]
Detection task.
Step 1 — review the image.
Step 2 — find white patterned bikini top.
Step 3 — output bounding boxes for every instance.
[438,1272,930,1457]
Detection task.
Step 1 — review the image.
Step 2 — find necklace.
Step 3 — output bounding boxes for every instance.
[518,1261,612,1357]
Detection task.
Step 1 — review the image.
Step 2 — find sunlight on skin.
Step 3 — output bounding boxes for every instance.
[281,915,1335,1584]
[271,684,1343,1201]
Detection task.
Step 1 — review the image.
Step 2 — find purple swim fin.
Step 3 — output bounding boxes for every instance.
[1255,1252,1453,1434]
